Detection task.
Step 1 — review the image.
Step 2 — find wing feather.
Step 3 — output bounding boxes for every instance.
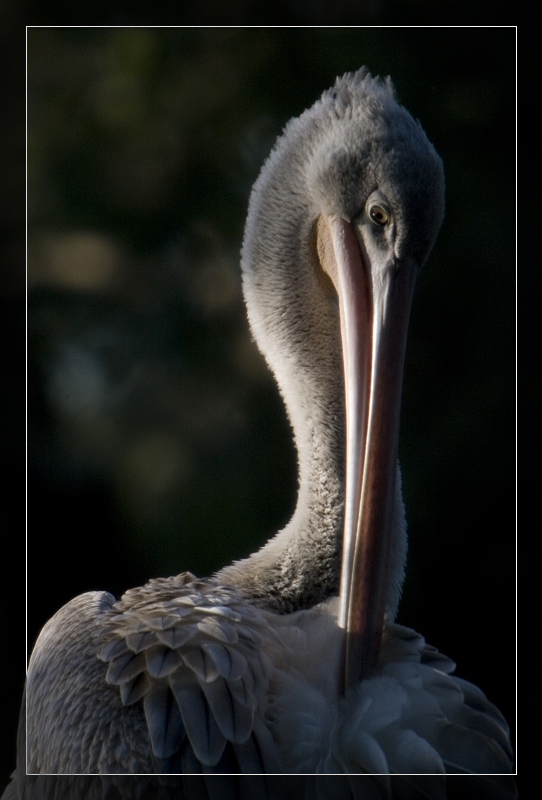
[201,643,248,682]
[183,647,221,684]
[145,646,182,679]
[143,683,186,759]
[119,671,152,706]
[105,651,147,685]
[200,676,254,743]
[169,670,227,765]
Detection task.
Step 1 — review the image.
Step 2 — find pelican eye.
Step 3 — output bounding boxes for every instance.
[369,204,389,226]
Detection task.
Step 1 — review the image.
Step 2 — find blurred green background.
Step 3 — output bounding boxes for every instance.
[22,26,515,780]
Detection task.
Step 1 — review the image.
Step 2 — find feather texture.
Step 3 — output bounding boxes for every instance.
[98,573,282,771]
[265,613,514,778]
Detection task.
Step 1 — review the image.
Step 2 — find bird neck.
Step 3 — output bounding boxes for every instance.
[216,374,346,612]
[216,126,347,611]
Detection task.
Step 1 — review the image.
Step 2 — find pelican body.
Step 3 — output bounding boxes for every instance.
[12,69,514,789]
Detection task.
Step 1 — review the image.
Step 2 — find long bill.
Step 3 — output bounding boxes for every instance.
[317,215,417,692]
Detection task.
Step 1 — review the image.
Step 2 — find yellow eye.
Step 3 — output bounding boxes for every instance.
[369,204,389,226]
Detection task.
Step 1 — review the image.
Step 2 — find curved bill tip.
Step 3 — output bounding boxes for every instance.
[318,214,417,691]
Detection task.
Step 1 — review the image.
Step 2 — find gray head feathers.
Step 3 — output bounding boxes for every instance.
[247,68,444,272]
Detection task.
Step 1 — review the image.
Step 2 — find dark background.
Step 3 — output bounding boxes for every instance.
[5,25,516,786]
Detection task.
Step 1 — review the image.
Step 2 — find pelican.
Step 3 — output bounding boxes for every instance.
[6,68,514,797]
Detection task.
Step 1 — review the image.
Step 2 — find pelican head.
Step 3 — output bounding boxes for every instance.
[218,68,445,689]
